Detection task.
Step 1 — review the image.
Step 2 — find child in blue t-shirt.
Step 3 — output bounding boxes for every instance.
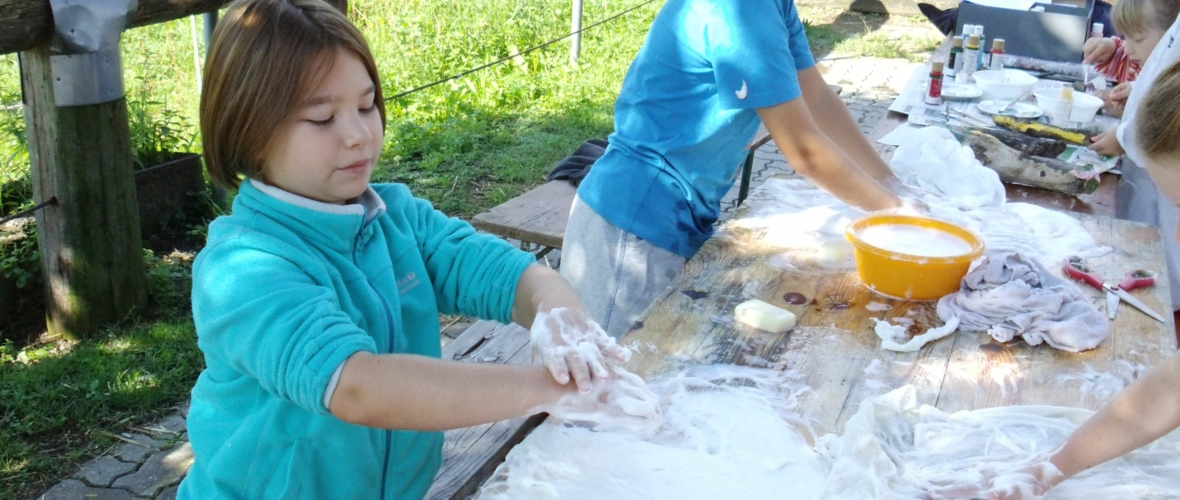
[562,0,920,338]
[180,1,655,498]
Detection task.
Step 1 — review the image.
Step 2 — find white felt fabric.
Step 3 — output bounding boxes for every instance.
[476,370,1180,499]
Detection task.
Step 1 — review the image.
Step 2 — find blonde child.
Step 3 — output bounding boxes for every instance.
[1087,8,1180,315]
[932,58,1180,500]
[1088,0,1179,152]
[1083,0,1179,88]
[179,1,655,498]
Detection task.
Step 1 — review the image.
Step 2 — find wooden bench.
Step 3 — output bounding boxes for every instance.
[468,128,773,258]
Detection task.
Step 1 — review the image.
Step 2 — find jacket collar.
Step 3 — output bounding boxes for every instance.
[236,179,387,252]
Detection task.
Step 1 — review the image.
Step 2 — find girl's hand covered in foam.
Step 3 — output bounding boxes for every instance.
[530,307,631,393]
[542,365,663,435]
[921,456,1062,500]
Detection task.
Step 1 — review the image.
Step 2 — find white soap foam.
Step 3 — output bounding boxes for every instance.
[478,374,1180,500]
[1054,360,1147,402]
[856,224,974,257]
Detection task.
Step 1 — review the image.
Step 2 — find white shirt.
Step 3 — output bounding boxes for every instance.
[1117,16,1180,166]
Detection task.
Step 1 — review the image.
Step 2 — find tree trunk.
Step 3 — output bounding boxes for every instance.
[953,126,1094,196]
[20,44,146,339]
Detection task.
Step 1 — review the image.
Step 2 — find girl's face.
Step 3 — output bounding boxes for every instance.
[263,50,382,204]
[1124,28,1165,65]
[1145,155,1180,242]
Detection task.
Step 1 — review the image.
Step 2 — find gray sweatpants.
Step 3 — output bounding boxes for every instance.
[560,195,688,339]
[1116,164,1180,311]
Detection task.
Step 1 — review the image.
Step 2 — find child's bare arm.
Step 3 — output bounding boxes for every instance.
[794,66,902,191]
[328,352,569,430]
[756,94,901,212]
[510,264,583,329]
[1048,350,1180,482]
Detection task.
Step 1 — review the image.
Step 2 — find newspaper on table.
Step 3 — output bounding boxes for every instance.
[884,65,1120,176]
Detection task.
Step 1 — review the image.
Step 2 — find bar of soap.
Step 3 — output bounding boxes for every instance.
[734,299,796,333]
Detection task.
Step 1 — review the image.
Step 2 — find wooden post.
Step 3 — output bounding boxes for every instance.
[19,44,146,338]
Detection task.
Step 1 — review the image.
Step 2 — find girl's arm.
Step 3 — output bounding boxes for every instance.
[510,264,583,328]
[512,264,631,392]
[927,351,1180,499]
[329,352,569,430]
[1046,350,1180,484]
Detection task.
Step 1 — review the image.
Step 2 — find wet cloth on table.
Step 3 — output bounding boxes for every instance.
[936,253,1109,352]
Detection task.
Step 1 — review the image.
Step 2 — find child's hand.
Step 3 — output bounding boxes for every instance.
[530,307,631,393]
[920,459,1062,500]
[1088,129,1125,157]
[1105,82,1132,114]
[1083,37,1116,65]
[543,365,662,435]
[1100,88,1126,118]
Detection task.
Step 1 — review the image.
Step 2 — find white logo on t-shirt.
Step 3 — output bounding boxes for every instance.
[735,80,748,100]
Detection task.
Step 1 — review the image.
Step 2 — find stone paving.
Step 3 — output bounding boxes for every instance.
[38,53,922,500]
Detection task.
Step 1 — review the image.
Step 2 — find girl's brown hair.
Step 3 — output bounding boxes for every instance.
[1113,0,1180,38]
[200,0,386,189]
[1137,59,1180,161]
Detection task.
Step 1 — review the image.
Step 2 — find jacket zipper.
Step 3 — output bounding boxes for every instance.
[355,225,398,499]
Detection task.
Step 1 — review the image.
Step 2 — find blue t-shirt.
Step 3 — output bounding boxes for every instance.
[578,0,815,258]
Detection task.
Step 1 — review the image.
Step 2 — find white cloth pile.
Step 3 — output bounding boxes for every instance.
[937,253,1109,352]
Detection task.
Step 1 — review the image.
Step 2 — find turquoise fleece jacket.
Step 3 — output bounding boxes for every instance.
[179,181,536,499]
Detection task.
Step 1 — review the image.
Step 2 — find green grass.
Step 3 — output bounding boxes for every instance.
[833,32,942,62]
[0,2,941,497]
[0,318,202,500]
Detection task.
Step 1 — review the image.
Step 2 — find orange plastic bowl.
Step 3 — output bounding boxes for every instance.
[844,214,984,301]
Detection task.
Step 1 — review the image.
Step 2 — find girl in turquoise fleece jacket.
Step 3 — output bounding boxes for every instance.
[180,1,656,498]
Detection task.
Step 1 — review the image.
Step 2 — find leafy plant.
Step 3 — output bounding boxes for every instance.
[126,97,197,170]
[143,248,194,312]
[0,220,39,289]
[0,89,30,217]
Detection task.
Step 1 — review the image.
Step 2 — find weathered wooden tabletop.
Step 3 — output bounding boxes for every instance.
[622,178,1175,435]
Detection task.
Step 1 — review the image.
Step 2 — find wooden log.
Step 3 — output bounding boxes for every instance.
[0,0,231,56]
[953,127,1095,196]
[20,44,146,338]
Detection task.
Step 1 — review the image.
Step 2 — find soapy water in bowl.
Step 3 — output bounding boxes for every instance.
[856,224,973,257]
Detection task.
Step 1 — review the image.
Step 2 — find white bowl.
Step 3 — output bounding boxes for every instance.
[1033,89,1104,123]
[972,69,1038,99]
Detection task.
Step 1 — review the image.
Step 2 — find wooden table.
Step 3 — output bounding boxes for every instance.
[622,179,1175,434]
[430,66,1157,496]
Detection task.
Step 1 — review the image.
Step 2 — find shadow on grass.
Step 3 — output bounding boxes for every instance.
[806,9,892,61]
[0,315,202,499]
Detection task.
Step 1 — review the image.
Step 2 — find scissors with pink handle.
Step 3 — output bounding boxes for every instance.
[1063,256,1165,323]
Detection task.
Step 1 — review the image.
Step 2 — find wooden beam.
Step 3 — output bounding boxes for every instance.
[20,44,146,338]
[0,0,231,56]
